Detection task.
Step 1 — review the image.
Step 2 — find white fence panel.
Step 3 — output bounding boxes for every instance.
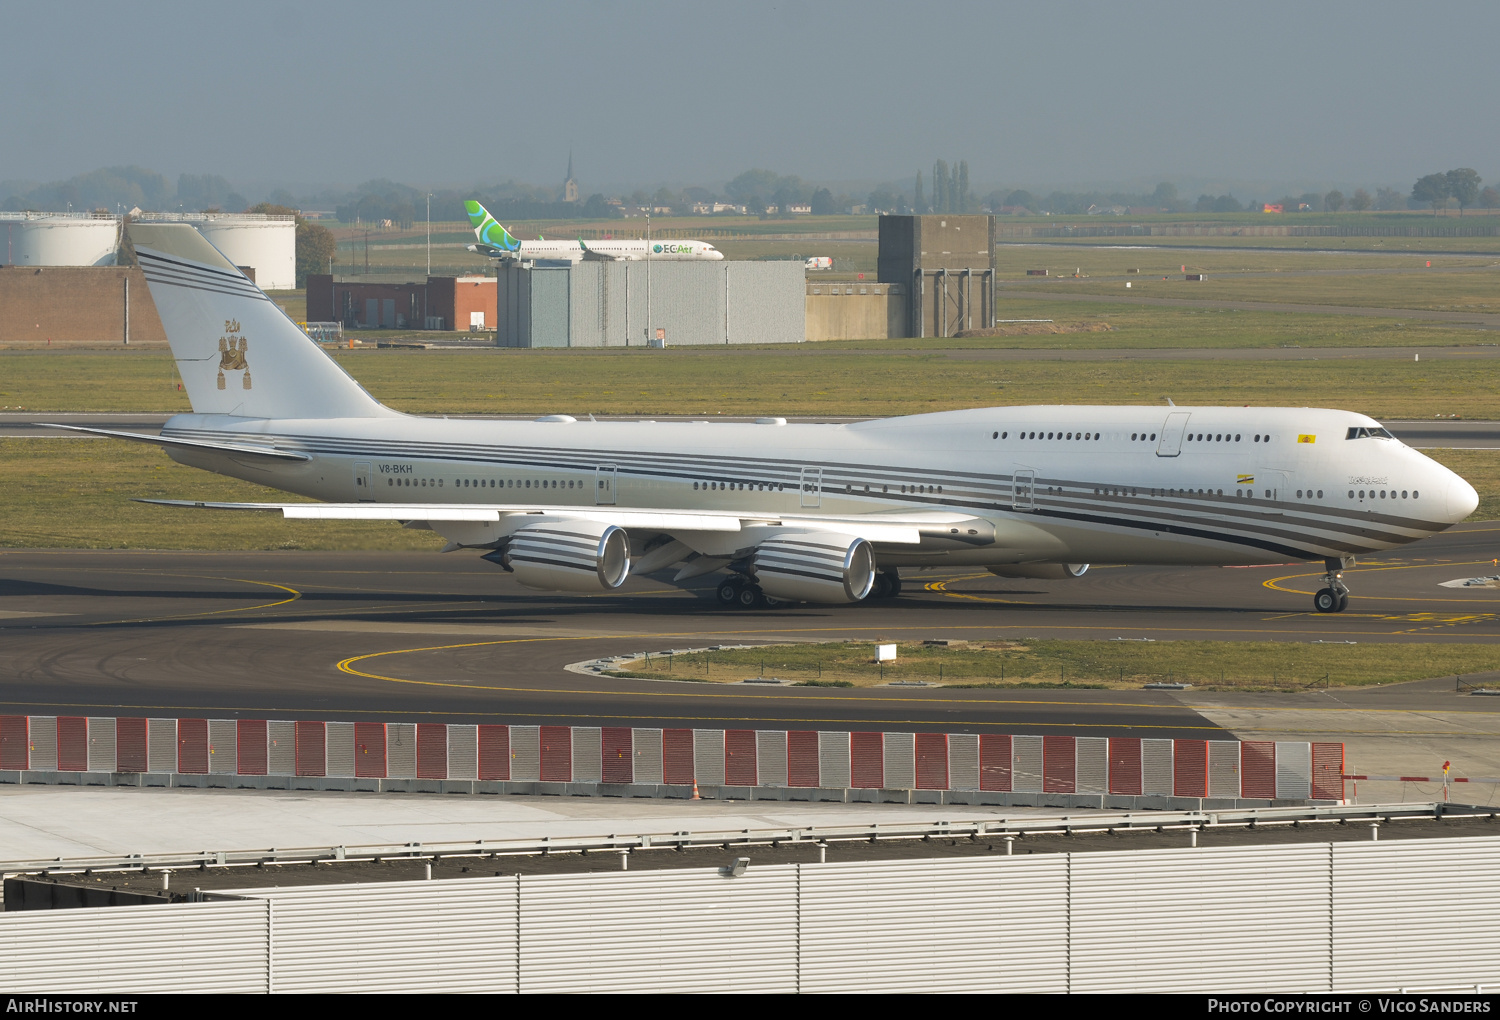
[28,716,56,771]
[519,867,797,992]
[448,724,478,780]
[800,856,1067,992]
[324,722,355,778]
[0,900,267,993]
[883,732,914,789]
[510,725,540,782]
[572,726,601,783]
[756,730,787,788]
[693,729,724,786]
[86,717,115,773]
[1142,738,1173,796]
[632,728,663,784]
[1071,844,1330,993]
[240,879,518,993]
[948,733,979,792]
[1076,736,1108,794]
[1012,734,1043,793]
[817,730,850,789]
[1276,741,1312,800]
[208,719,237,774]
[1332,837,1500,992]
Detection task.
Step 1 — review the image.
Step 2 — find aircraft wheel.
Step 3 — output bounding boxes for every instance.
[716,579,744,606]
[762,594,788,609]
[1313,588,1341,613]
[870,572,892,599]
[736,585,765,609]
[1337,592,1349,612]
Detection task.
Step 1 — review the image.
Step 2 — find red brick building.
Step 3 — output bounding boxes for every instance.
[305,275,497,332]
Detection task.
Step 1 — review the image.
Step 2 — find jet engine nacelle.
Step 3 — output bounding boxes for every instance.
[753,531,876,603]
[507,520,630,592]
[987,563,1090,580]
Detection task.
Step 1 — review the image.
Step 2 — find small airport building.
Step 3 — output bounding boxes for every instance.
[306,274,498,332]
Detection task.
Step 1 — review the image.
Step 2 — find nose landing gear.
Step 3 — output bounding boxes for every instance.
[1314,557,1352,613]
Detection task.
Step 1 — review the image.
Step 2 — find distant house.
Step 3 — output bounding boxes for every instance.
[998,205,1032,216]
[1087,204,1127,216]
[786,203,812,216]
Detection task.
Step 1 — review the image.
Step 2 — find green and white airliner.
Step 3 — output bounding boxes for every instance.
[465,200,723,263]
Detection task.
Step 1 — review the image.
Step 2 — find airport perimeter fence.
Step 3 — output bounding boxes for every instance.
[2,836,1497,993]
[0,715,1345,807]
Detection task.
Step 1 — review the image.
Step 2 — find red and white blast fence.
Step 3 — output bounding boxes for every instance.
[0,715,1349,801]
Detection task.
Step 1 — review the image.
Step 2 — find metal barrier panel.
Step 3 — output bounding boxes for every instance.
[1275,741,1311,800]
[387,723,416,779]
[788,731,818,788]
[756,730,787,788]
[1043,736,1076,794]
[915,733,948,790]
[1070,844,1332,993]
[510,726,540,782]
[236,720,267,775]
[602,727,633,784]
[0,715,26,770]
[57,716,87,772]
[817,731,849,789]
[1013,735,1043,793]
[884,732,914,789]
[850,732,883,789]
[799,857,1069,993]
[1311,742,1344,801]
[1107,737,1142,796]
[241,880,518,993]
[208,720,236,775]
[477,724,509,781]
[1076,736,1108,795]
[117,718,147,773]
[572,727,601,784]
[147,719,177,774]
[448,724,478,781]
[268,721,296,776]
[0,899,270,993]
[1142,738,1173,797]
[177,719,208,774]
[692,729,724,786]
[325,722,355,779]
[29,717,56,772]
[979,734,1012,792]
[87,717,116,774]
[518,868,798,993]
[295,721,326,777]
[540,726,571,782]
[662,729,693,785]
[1241,741,1276,799]
[355,722,387,778]
[416,723,447,780]
[1331,837,1500,992]
[724,729,756,786]
[631,728,662,785]
[1207,740,1242,799]
[1173,739,1207,798]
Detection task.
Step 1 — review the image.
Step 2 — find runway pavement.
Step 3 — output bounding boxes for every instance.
[2,524,1499,754]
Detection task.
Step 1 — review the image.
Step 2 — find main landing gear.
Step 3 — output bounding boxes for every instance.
[715,576,786,610]
[1313,557,1352,613]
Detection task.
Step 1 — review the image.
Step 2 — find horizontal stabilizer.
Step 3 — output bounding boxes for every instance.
[40,425,311,461]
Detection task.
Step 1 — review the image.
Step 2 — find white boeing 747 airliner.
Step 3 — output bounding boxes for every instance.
[53,224,1477,614]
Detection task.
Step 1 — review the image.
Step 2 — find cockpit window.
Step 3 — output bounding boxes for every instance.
[1346,426,1394,440]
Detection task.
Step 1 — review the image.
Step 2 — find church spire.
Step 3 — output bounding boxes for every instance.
[563,149,579,203]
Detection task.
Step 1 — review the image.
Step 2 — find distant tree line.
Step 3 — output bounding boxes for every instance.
[1410,169,1498,215]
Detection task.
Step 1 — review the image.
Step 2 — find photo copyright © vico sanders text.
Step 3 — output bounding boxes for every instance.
[1210,1002,1490,1014]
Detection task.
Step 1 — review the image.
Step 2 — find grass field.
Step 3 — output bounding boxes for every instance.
[1011,267,1500,314]
[607,639,1500,691]
[3,344,1497,418]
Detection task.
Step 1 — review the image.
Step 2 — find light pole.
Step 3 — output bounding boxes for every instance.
[645,211,651,347]
[425,193,431,276]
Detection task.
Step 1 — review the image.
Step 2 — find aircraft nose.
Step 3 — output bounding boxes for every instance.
[1448,475,1480,522]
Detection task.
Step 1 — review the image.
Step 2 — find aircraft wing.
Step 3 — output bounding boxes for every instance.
[39,425,311,461]
[135,499,980,546]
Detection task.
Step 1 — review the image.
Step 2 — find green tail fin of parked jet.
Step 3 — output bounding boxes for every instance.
[464,200,520,252]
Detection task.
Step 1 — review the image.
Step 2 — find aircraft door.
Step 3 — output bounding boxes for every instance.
[354,461,373,501]
[800,466,822,508]
[595,464,618,505]
[1013,468,1035,510]
[1156,412,1192,457]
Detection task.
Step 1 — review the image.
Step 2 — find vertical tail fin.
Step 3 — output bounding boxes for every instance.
[127,223,392,419]
[465,200,520,252]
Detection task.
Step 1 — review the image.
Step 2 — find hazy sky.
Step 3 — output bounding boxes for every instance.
[4,0,1496,194]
